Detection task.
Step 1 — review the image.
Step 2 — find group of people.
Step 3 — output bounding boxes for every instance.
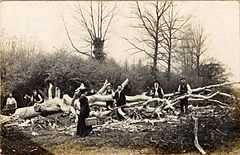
[149,77,192,114]
[4,89,44,115]
[71,77,192,137]
[102,77,192,115]
[71,81,129,137]
[3,77,191,137]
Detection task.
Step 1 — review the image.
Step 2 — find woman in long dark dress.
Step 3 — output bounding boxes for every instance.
[76,84,92,137]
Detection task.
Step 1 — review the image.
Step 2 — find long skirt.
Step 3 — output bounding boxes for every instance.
[76,114,92,137]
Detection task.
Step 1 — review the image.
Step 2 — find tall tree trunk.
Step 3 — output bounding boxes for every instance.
[152,45,158,80]
[167,51,171,81]
[196,55,200,77]
[167,30,172,82]
[190,49,194,72]
[152,25,159,81]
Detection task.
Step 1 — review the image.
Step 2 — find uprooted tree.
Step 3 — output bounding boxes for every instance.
[0,79,237,120]
[1,79,240,154]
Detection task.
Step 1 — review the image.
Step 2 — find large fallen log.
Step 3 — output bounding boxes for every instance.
[63,94,151,106]
[13,98,67,119]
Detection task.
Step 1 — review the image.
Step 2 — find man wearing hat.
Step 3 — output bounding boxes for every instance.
[177,77,192,114]
[74,83,92,137]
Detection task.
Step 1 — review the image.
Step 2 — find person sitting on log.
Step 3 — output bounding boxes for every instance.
[177,77,192,114]
[74,83,92,137]
[151,81,164,99]
[4,93,18,115]
[23,94,32,106]
[104,83,115,110]
[31,89,44,105]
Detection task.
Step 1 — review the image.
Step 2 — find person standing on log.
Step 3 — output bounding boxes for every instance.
[75,83,92,137]
[177,77,192,114]
[151,81,164,99]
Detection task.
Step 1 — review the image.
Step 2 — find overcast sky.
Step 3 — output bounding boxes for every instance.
[0,1,239,81]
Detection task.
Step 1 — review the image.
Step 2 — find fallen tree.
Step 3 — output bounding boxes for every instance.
[2,81,236,121]
[1,81,240,155]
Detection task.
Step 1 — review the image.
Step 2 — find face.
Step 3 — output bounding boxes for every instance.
[181,79,186,84]
[80,89,88,95]
[33,90,37,95]
[107,85,112,90]
[9,93,13,97]
[117,85,122,91]
[154,82,159,88]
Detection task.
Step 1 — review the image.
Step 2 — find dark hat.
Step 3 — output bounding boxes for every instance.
[79,83,87,90]
[180,76,186,80]
[75,83,87,92]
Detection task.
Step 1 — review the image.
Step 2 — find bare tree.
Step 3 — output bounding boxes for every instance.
[125,1,171,80]
[177,26,195,74]
[160,2,190,81]
[63,1,116,62]
[190,23,207,77]
[177,23,207,77]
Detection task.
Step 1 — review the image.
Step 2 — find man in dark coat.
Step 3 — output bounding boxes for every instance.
[113,85,126,107]
[31,89,44,105]
[177,77,192,114]
[113,85,127,120]
[75,83,92,137]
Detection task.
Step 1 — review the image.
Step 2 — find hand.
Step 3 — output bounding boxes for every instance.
[104,80,108,86]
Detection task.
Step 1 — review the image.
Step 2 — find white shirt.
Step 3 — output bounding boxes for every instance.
[6,97,17,108]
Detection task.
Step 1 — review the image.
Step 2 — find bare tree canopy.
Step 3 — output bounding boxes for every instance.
[177,23,208,80]
[160,2,190,81]
[63,1,117,62]
[125,1,189,81]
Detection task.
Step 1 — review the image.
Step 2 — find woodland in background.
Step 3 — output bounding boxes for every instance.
[0,36,228,110]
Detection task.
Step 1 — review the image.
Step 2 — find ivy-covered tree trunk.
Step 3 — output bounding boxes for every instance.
[93,38,105,63]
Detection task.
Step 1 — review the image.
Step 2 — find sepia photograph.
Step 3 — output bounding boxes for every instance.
[0,0,240,154]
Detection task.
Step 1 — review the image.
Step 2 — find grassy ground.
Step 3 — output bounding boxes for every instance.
[47,140,240,155]
[43,87,240,155]
[2,88,240,155]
